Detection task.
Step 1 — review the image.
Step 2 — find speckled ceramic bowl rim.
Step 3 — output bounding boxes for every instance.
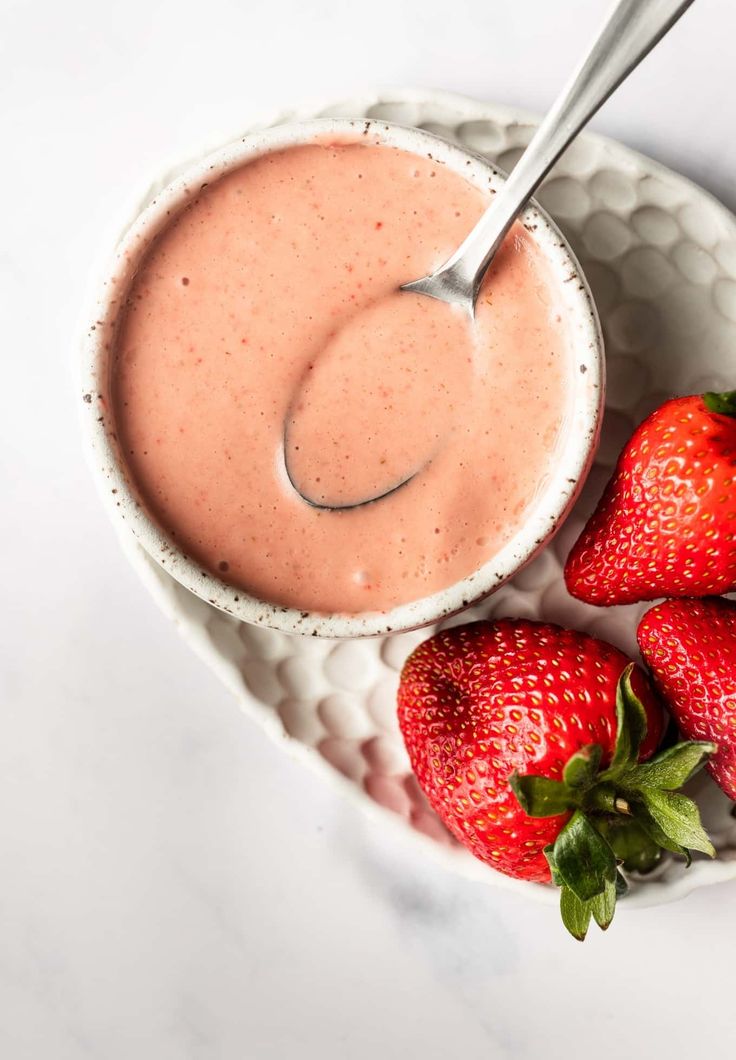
[80,117,604,638]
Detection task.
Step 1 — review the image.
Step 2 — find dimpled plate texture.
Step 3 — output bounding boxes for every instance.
[112,90,736,908]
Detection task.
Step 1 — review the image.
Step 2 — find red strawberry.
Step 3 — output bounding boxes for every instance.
[565,391,736,606]
[398,620,663,882]
[638,597,736,800]
[398,620,715,939]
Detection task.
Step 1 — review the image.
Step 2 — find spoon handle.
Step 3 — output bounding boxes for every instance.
[439,0,694,306]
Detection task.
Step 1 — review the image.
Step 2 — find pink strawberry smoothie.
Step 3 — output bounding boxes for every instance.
[112,140,570,614]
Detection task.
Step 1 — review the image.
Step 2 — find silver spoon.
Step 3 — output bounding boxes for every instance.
[403,0,694,315]
[287,0,694,510]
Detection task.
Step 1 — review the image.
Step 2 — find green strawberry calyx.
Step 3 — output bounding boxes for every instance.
[509,665,717,942]
[702,390,736,417]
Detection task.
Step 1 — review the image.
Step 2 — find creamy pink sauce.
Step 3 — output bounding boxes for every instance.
[112,141,570,613]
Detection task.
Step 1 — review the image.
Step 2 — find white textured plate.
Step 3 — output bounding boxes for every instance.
[105,89,736,908]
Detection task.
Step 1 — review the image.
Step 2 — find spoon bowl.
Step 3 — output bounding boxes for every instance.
[283,289,473,511]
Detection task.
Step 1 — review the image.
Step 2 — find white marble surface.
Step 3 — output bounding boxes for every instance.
[2,0,736,1056]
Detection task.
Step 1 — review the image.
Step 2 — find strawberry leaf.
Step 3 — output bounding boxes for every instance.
[508,773,574,818]
[632,804,692,865]
[553,810,617,902]
[590,876,616,931]
[544,844,563,886]
[598,817,662,874]
[559,886,592,942]
[623,741,717,792]
[702,390,736,417]
[615,869,629,898]
[637,789,716,858]
[603,664,648,779]
[507,665,717,943]
[563,744,603,789]
[558,875,617,940]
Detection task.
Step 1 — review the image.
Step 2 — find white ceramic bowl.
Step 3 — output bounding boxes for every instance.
[80,118,604,638]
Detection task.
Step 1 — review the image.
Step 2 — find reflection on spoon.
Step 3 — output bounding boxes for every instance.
[283,291,475,511]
